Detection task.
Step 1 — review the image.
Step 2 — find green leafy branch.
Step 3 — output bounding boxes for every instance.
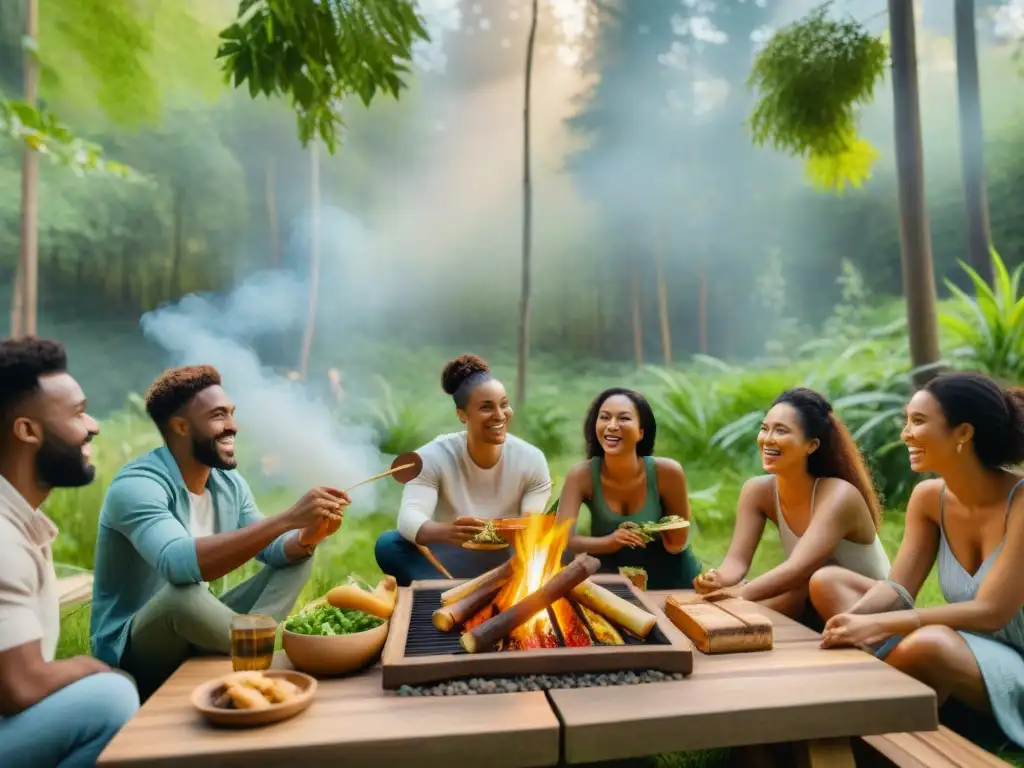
[0,95,145,181]
[216,0,429,154]
[747,3,888,192]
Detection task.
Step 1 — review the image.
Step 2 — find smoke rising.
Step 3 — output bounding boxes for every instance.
[139,268,387,515]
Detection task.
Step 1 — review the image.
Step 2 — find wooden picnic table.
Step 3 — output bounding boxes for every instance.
[97,588,938,767]
[549,590,939,766]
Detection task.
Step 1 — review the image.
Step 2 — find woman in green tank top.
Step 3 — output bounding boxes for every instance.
[554,388,702,590]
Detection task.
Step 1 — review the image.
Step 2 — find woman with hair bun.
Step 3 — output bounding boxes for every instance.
[693,387,890,625]
[374,354,552,586]
[812,372,1024,748]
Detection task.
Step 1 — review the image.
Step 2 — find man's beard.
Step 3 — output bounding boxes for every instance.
[36,429,95,489]
[192,431,237,470]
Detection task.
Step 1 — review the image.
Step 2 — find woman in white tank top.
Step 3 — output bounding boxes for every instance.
[693,388,891,626]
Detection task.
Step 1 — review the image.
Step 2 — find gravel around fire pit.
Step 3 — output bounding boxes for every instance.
[395,669,685,697]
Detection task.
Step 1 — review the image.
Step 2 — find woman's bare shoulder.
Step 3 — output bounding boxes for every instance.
[564,460,593,491]
[906,478,945,522]
[653,456,684,479]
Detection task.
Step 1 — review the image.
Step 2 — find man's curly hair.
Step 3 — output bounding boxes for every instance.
[0,337,68,425]
[144,365,222,430]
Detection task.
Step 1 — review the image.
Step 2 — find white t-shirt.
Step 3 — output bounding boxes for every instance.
[188,489,215,538]
[0,474,60,663]
[397,432,552,543]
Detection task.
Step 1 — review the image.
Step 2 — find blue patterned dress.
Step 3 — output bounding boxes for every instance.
[876,479,1024,747]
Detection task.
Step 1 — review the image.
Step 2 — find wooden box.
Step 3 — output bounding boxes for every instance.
[381,575,694,689]
[663,595,773,654]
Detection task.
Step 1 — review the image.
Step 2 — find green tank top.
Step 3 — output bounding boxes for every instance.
[583,456,702,591]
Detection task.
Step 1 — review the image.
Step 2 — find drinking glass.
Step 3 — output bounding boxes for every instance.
[229,614,278,671]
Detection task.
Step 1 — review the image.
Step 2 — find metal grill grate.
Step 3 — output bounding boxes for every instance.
[402,583,670,658]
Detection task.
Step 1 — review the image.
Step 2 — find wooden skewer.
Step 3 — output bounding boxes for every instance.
[417,544,454,579]
[344,463,415,493]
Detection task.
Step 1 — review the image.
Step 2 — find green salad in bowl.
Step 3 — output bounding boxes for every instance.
[284,605,384,637]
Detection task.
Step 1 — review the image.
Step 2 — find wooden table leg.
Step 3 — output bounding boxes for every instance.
[795,737,857,768]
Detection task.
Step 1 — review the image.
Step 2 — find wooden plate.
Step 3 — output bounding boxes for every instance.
[492,518,529,531]
[462,540,510,551]
[191,669,317,728]
[653,520,691,531]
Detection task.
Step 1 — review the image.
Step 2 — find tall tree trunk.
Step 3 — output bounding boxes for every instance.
[170,185,184,296]
[297,141,320,379]
[12,0,39,338]
[697,257,709,355]
[265,156,282,269]
[888,0,941,386]
[954,0,992,286]
[631,261,643,369]
[514,0,538,409]
[654,247,672,365]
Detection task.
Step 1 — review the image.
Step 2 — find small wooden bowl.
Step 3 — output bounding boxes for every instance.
[282,620,389,676]
[192,669,316,728]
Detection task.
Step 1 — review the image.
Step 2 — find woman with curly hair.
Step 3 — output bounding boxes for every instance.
[374,354,552,586]
[555,388,703,590]
[693,387,890,625]
[812,372,1024,748]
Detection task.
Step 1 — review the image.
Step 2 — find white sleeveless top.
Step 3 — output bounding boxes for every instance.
[775,478,891,580]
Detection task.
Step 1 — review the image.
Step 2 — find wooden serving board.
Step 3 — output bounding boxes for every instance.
[663,595,773,654]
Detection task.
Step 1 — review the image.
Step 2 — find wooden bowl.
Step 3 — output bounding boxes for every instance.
[191,669,316,728]
[282,620,389,676]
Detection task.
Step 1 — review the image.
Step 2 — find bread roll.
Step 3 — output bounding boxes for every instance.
[326,584,394,618]
[226,683,271,710]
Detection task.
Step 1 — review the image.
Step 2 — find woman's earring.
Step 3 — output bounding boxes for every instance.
[957,442,964,455]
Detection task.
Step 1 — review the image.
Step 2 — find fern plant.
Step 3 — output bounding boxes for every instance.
[941,249,1024,381]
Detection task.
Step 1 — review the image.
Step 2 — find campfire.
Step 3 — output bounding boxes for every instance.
[381,513,694,689]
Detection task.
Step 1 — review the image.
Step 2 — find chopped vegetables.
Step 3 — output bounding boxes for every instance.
[284,605,384,637]
[470,519,508,546]
[618,516,689,546]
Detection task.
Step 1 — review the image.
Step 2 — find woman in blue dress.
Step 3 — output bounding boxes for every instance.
[810,372,1024,747]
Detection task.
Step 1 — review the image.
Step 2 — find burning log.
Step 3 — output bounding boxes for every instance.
[433,586,502,632]
[439,562,513,606]
[553,600,592,647]
[578,604,624,645]
[508,609,560,650]
[571,580,657,639]
[460,554,600,654]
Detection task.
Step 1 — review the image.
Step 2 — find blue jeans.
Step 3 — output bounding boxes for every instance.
[374,530,511,586]
[0,671,139,768]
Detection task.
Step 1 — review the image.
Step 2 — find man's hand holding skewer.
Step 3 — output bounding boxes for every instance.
[291,486,350,547]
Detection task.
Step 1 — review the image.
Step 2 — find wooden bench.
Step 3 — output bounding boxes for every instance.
[858,726,1012,767]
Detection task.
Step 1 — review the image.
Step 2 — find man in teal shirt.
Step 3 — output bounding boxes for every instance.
[90,365,349,699]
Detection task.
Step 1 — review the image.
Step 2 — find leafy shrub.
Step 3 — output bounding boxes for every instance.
[513,389,575,458]
[365,375,438,455]
[941,249,1024,382]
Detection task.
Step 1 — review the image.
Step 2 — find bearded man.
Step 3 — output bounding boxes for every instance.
[90,366,349,699]
[0,337,138,768]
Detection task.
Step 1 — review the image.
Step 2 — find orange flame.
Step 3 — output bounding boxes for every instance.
[494,513,574,647]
